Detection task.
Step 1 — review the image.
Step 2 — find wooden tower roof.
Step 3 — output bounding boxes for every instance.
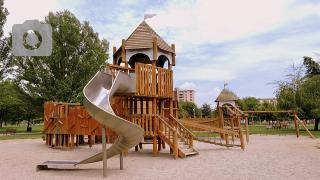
[215,89,238,102]
[122,21,174,53]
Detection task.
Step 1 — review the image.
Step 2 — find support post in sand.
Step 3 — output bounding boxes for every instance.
[102,125,107,178]
[120,152,124,170]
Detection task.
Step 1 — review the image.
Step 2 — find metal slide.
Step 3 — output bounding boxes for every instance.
[37,71,144,170]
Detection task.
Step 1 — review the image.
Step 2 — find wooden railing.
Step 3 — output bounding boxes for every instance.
[106,63,135,78]
[157,115,178,159]
[135,63,173,98]
[169,115,196,146]
[125,114,157,136]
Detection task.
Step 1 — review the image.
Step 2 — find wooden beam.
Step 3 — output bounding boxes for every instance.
[243,110,294,113]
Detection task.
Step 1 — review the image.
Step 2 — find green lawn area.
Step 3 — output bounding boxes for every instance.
[248,124,320,138]
[0,125,45,140]
[1,124,319,141]
[195,124,320,138]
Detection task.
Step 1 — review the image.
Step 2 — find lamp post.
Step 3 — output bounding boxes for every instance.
[193,108,195,118]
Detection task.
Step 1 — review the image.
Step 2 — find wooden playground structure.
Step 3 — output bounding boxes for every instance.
[42,21,247,159]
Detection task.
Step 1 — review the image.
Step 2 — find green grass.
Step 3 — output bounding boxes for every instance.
[0,125,44,140]
[195,124,320,138]
[248,124,320,138]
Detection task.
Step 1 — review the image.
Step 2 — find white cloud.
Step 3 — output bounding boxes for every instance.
[179,82,197,90]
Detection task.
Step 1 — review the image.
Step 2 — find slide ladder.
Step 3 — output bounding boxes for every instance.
[37,71,144,171]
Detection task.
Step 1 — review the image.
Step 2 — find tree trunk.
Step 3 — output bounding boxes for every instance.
[0,119,2,128]
[314,118,319,131]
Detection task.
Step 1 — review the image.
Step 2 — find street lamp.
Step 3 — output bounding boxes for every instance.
[193,108,195,118]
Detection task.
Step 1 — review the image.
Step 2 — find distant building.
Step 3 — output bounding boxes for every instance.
[173,87,195,103]
[258,98,277,104]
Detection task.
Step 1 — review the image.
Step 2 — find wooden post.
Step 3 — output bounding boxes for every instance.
[245,115,249,143]
[173,130,178,159]
[171,44,175,66]
[152,97,157,156]
[231,116,235,142]
[169,99,173,118]
[293,111,299,138]
[113,46,117,65]
[153,37,157,60]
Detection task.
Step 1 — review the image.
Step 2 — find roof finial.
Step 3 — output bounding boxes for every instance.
[224,83,228,89]
[144,14,157,21]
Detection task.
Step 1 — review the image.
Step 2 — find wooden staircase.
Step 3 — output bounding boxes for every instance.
[157,115,198,158]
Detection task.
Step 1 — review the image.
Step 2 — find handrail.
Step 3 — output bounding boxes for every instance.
[156,115,178,159]
[225,105,236,115]
[106,63,135,71]
[230,104,244,115]
[169,115,197,139]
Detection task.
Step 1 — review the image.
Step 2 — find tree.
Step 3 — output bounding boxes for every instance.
[258,100,278,121]
[0,79,22,128]
[303,55,320,78]
[0,0,10,80]
[178,103,188,118]
[272,63,304,114]
[236,99,248,111]
[200,102,212,117]
[12,10,109,104]
[179,101,199,118]
[272,58,320,130]
[300,56,320,130]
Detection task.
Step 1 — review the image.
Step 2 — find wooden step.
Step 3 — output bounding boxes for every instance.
[184,151,199,156]
[180,148,194,153]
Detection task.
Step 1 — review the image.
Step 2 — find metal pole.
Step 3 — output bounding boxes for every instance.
[102,126,107,178]
[120,152,123,170]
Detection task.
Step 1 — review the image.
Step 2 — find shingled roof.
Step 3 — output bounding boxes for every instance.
[215,89,238,102]
[124,21,174,53]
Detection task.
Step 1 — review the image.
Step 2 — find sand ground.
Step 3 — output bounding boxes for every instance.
[0,135,319,180]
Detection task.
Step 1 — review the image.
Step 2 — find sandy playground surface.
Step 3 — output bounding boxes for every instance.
[0,134,320,180]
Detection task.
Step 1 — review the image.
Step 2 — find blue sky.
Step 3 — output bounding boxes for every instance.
[3,0,320,107]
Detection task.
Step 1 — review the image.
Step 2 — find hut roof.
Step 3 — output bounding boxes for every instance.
[215,89,238,102]
[118,21,174,53]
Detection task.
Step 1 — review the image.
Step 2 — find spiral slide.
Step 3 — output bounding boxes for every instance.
[36,71,144,170]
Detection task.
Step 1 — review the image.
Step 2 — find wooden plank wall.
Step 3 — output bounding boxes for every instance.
[43,102,118,136]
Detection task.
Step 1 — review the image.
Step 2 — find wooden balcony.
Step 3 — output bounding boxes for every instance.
[106,63,173,98]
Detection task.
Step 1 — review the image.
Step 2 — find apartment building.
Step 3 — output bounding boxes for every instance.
[173,87,195,103]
